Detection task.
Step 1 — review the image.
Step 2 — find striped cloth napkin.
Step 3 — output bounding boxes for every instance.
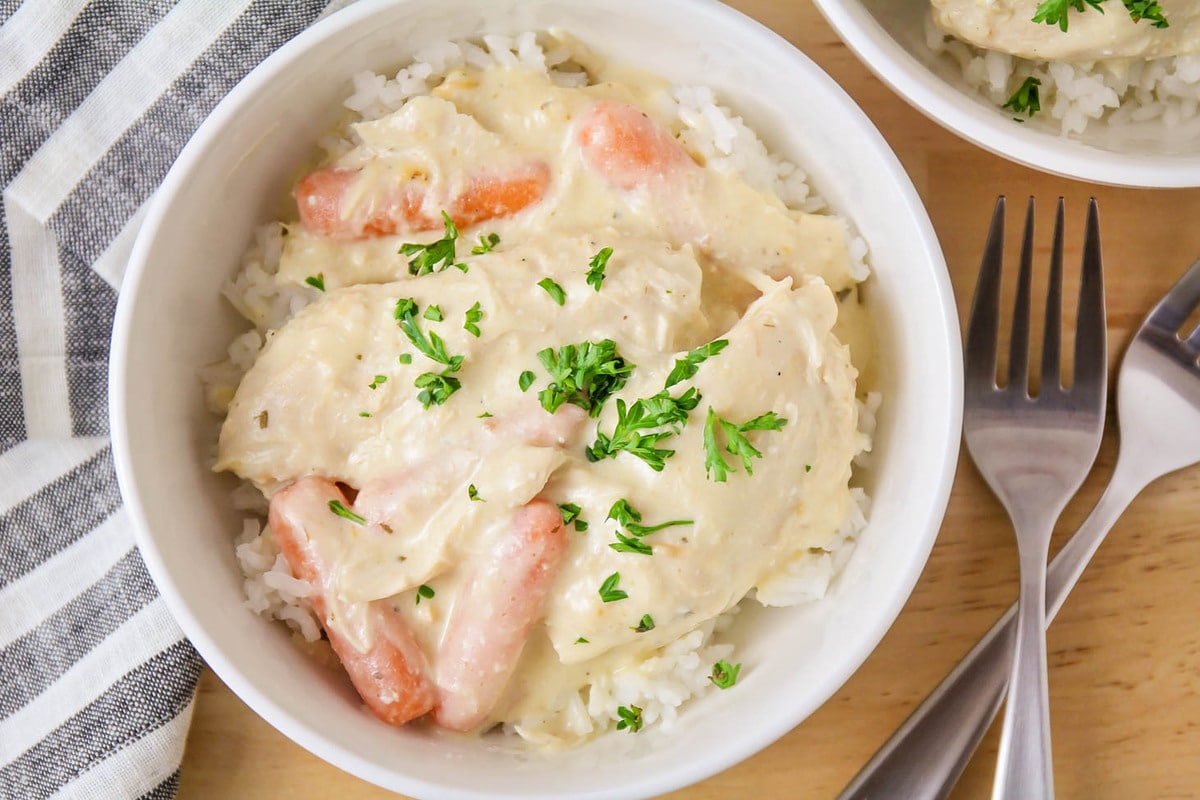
[0,2,343,797]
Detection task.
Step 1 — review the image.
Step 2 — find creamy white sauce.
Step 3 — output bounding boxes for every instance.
[217,56,871,742]
[931,0,1200,61]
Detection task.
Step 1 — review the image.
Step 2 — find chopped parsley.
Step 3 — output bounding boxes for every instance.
[663,339,729,389]
[358,411,371,418]
[464,302,484,337]
[328,499,366,525]
[415,584,435,605]
[368,374,388,389]
[399,211,464,275]
[607,499,692,555]
[703,407,789,482]
[304,273,325,291]
[616,704,643,733]
[587,387,701,471]
[633,614,655,633]
[399,353,413,365]
[423,304,444,322]
[1032,0,1167,31]
[394,298,464,408]
[533,340,632,417]
[558,502,589,532]
[467,483,484,502]
[471,232,500,255]
[710,659,742,689]
[598,572,628,603]
[1002,77,1042,120]
[537,277,566,306]
[586,246,613,291]
[575,636,590,644]
[477,411,493,419]
[518,370,536,392]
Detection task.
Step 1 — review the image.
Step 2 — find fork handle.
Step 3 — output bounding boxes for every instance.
[992,545,1054,799]
[837,459,1149,800]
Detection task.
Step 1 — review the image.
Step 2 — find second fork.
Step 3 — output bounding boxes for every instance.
[963,197,1107,800]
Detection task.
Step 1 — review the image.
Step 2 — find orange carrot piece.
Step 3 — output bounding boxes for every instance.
[294,161,549,240]
[269,477,436,726]
[433,498,569,732]
[577,100,693,190]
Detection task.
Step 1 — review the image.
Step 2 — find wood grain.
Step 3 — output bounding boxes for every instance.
[177,2,1200,797]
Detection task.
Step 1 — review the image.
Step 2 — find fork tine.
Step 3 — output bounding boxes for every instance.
[1007,198,1036,393]
[965,197,1006,390]
[1040,198,1065,393]
[1147,258,1200,336]
[1072,198,1106,393]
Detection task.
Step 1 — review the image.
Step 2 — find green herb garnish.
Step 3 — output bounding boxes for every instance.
[606,498,692,555]
[423,304,444,322]
[328,499,366,525]
[710,659,742,689]
[703,408,788,482]
[464,302,484,337]
[1032,0,1167,30]
[414,371,461,409]
[534,340,632,417]
[399,212,464,275]
[399,353,413,365]
[394,298,464,407]
[598,572,628,603]
[633,614,655,633]
[415,584,435,605]
[587,388,701,471]
[663,339,729,389]
[558,502,588,532]
[575,636,590,644]
[471,231,500,255]
[468,483,484,502]
[304,273,325,291]
[586,247,613,291]
[616,705,643,732]
[368,374,388,390]
[538,277,566,305]
[518,370,537,392]
[1002,76,1042,119]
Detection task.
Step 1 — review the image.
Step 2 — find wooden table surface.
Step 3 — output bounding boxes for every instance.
[177,2,1200,798]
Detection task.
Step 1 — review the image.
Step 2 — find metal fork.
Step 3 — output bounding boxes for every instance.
[962,197,1106,799]
[839,257,1200,800]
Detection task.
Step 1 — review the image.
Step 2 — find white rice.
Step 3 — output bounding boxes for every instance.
[925,12,1200,139]
[210,31,876,741]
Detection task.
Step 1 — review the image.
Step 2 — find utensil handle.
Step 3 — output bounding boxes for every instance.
[991,544,1053,800]
[837,457,1148,800]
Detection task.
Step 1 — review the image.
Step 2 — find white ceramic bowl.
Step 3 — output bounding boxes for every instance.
[109,1,961,797]
[814,0,1200,187]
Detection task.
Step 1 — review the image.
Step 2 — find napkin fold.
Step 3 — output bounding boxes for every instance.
[0,2,336,796]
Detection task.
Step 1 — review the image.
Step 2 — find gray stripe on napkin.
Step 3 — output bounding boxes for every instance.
[49,0,329,439]
[0,446,119,584]
[138,770,181,800]
[0,548,157,719]
[0,639,201,800]
[0,0,178,448]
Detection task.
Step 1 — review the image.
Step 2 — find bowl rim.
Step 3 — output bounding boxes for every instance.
[813,0,1200,189]
[109,0,962,796]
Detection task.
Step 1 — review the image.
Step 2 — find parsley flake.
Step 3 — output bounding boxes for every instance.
[633,614,655,633]
[423,305,444,322]
[304,273,325,291]
[598,572,628,603]
[394,298,465,407]
[399,353,413,365]
[399,212,464,275]
[538,277,566,305]
[587,387,700,471]
[471,232,500,255]
[415,584,435,605]
[664,339,729,389]
[1031,0,1167,31]
[703,407,789,482]
[710,659,742,689]
[519,370,537,392]
[574,636,590,644]
[1002,77,1042,119]
[468,483,484,502]
[328,500,366,525]
[368,374,388,390]
[558,502,588,532]
[534,340,632,417]
[464,302,484,337]
[616,704,643,733]
[606,499,692,555]
[586,247,613,292]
